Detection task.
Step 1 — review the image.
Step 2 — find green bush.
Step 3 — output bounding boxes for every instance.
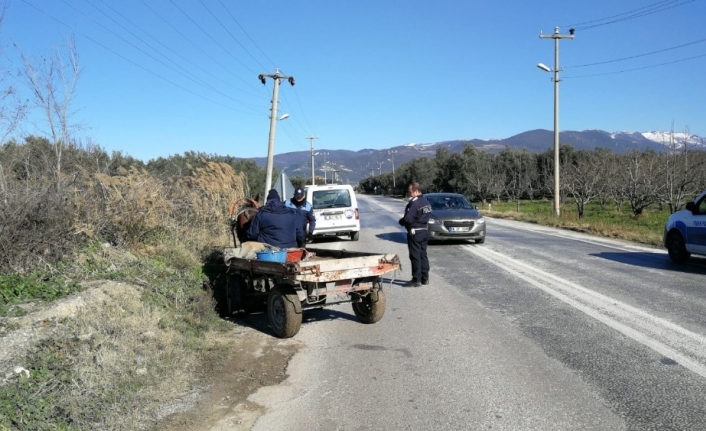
[0,275,83,316]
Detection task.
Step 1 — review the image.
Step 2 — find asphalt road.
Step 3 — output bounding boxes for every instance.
[248,194,706,431]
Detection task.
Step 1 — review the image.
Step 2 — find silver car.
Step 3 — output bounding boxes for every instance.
[424,193,486,244]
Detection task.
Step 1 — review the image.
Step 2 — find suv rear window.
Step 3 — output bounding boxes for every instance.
[312,189,351,209]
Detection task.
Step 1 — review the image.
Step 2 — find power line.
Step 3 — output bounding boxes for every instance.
[167,0,260,78]
[94,0,259,98]
[569,0,696,31]
[564,52,706,78]
[293,86,316,135]
[58,0,261,110]
[566,36,706,68]
[19,0,260,115]
[564,0,675,27]
[139,0,260,95]
[279,94,311,136]
[196,0,268,71]
[216,0,277,69]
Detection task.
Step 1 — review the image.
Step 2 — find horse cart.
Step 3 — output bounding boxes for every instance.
[223,247,400,338]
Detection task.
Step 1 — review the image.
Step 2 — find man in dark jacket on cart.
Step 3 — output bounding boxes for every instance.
[285,187,316,247]
[247,189,304,249]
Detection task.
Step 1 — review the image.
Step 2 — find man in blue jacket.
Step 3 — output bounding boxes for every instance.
[247,189,304,248]
[285,188,316,247]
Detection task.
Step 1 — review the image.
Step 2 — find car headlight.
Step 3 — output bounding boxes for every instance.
[428,218,436,224]
[476,217,485,224]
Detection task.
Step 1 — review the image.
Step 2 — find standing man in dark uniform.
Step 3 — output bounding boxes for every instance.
[398,182,432,287]
[285,187,316,247]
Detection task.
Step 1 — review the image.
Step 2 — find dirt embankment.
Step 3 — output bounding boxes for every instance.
[0,281,299,430]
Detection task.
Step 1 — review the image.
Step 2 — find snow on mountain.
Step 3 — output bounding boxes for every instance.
[640,131,705,148]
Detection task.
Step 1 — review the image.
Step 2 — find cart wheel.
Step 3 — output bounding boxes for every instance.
[267,285,303,338]
[352,286,386,324]
[227,273,248,315]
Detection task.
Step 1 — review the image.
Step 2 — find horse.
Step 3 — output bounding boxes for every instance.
[228,196,260,247]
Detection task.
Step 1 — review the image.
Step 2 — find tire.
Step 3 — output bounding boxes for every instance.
[352,287,386,324]
[667,231,691,264]
[267,285,303,338]
[351,231,360,241]
[226,274,247,315]
[474,237,485,244]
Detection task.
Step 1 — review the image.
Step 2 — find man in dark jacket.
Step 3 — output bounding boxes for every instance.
[398,182,432,287]
[285,187,316,247]
[247,189,304,248]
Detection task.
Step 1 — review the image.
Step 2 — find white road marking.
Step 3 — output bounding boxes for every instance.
[463,244,706,379]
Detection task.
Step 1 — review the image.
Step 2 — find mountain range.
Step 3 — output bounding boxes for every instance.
[250,129,706,185]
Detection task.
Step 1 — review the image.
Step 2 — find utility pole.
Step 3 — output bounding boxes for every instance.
[377,161,383,176]
[259,68,295,194]
[306,135,319,186]
[370,169,375,178]
[388,150,397,189]
[539,27,574,217]
[321,152,329,184]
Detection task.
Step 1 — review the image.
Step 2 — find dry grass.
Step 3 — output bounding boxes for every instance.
[84,160,244,253]
[65,283,199,428]
[1,157,246,429]
[482,200,665,247]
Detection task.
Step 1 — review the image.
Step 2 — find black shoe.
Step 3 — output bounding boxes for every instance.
[403,280,421,287]
[421,278,429,285]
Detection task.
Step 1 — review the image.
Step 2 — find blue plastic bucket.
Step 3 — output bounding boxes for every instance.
[256,249,287,263]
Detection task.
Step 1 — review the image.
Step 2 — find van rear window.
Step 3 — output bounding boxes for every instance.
[312,189,351,209]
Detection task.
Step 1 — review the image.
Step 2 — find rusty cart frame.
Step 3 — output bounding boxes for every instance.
[224,247,400,338]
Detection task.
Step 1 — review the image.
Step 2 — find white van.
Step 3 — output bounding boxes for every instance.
[305,184,360,241]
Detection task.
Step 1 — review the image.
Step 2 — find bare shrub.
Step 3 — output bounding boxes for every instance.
[0,173,75,272]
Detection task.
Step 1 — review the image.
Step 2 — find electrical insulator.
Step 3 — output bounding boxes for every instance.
[258,74,266,85]
[288,77,295,86]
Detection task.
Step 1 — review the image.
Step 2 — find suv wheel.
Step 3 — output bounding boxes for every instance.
[667,231,691,264]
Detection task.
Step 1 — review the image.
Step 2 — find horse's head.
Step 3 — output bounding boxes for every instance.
[229,197,260,247]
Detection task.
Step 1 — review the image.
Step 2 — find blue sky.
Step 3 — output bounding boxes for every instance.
[4,0,705,161]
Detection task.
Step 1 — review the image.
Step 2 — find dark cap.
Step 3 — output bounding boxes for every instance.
[294,188,305,199]
[266,189,280,202]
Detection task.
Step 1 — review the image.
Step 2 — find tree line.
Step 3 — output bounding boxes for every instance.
[359,139,706,218]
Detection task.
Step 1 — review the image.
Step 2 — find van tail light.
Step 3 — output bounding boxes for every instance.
[355,208,359,220]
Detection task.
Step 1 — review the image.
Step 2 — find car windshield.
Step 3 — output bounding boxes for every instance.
[312,189,351,209]
[427,195,474,210]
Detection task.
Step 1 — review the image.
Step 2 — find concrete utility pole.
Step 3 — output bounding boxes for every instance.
[321,152,329,184]
[306,135,319,186]
[388,150,397,189]
[370,169,375,178]
[539,27,574,217]
[377,161,383,176]
[259,68,295,194]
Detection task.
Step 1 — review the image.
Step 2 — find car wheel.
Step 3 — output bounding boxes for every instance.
[667,231,690,264]
[351,231,360,241]
[474,237,485,244]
